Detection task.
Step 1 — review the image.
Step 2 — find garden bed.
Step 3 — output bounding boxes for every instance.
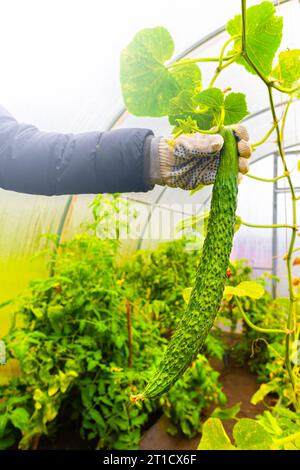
[36,357,264,450]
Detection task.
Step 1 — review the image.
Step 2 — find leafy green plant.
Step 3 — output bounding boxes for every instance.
[198,405,300,450]
[121,237,226,361]
[160,355,226,438]
[0,199,226,449]
[0,201,164,450]
[120,0,300,409]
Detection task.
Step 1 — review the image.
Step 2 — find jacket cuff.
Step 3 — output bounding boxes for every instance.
[144,135,169,187]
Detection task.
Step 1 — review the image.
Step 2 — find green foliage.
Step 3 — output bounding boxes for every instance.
[0,206,225,449]
[198,406,300,450]
[120,27,179,116]
[224,92,249,125]
[227,2,283,76]
[120,238,198,336]
[224,280,265,300]
[121,237,226,361]
[0,231,163,450]
[2,0,299,450]
[272,49,300,89]
[120,31,248,131]
[198,418,235,450]
[160,355,226,438]
[211,402,241,421]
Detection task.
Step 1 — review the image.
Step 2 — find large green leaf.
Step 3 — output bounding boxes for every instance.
[170,62,202,93]
[47,305,65,334]
[198,418,236,450]
[227,1,283,76]
[224,281,264,299]
[169,110,216,132]
[272,49,300,89]
[250,380,279,405]
[169,88,218,130]
[224,92,249,125]
[0,415,8,436]
[9,408,30,431]
[120,27,179,116]
[169,90,196,116]
[170,87,248,130]
[211,403,241,421]
[193,87,224,128]
[233,418,273,450]
[196,87,224,110]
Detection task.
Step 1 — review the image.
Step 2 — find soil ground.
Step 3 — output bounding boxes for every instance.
[139,360,265,450]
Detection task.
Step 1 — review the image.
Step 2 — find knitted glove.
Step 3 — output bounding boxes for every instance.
[149,125,251,190]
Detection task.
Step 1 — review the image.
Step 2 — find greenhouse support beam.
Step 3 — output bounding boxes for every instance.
[272,152,278,298]
[275,187,300,194]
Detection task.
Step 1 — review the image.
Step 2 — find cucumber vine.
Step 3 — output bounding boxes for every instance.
[120,0,300,406]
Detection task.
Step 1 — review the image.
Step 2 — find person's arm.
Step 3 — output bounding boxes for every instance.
[0,105,154,196]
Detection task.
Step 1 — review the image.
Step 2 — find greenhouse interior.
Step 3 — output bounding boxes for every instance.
[1,0,300,455]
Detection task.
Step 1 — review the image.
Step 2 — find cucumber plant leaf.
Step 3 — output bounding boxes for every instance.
[233,418,273,450]
[224,92,249,125]
[227,1,283,76]
[224,281,264,300]
[170,116,199,135]
[120,27,203,117]
[170,88,248,131]
[9,408,30,431]
[169,91,197,116]
[170,62,202,93]
[250,381,280,405]
[169,110,216,132]
[168,91,216,131]
[196,87,224,109]
[198,418,236,450]
[120,27,179,116]
[211,402,241,421]
[272,49,300,89]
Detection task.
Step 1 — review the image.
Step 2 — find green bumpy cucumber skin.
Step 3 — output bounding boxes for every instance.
[142,128,239,399]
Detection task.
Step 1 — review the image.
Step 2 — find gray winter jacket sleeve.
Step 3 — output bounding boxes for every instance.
[0,105,154,196]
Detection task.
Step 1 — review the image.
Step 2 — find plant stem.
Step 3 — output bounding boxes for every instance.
[271,82,300,95]
[126,299,133,369]
[252,123,277,149]
[241,0,298,403]
[241,0,247,52]
[167,55,235,69]
[280,97,293,143]
[235,296,285,334]
[218,36,240,70]
[246,173,287,183]
[273,431,300,448]
[267,84,298,393]
[209,55,239,88]
[192,126,220,134]
[241,220,296,229]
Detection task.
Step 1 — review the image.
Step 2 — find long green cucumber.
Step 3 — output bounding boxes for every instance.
[137,128,239,400]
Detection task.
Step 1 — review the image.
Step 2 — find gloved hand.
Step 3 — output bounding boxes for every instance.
[149,125,251,190]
